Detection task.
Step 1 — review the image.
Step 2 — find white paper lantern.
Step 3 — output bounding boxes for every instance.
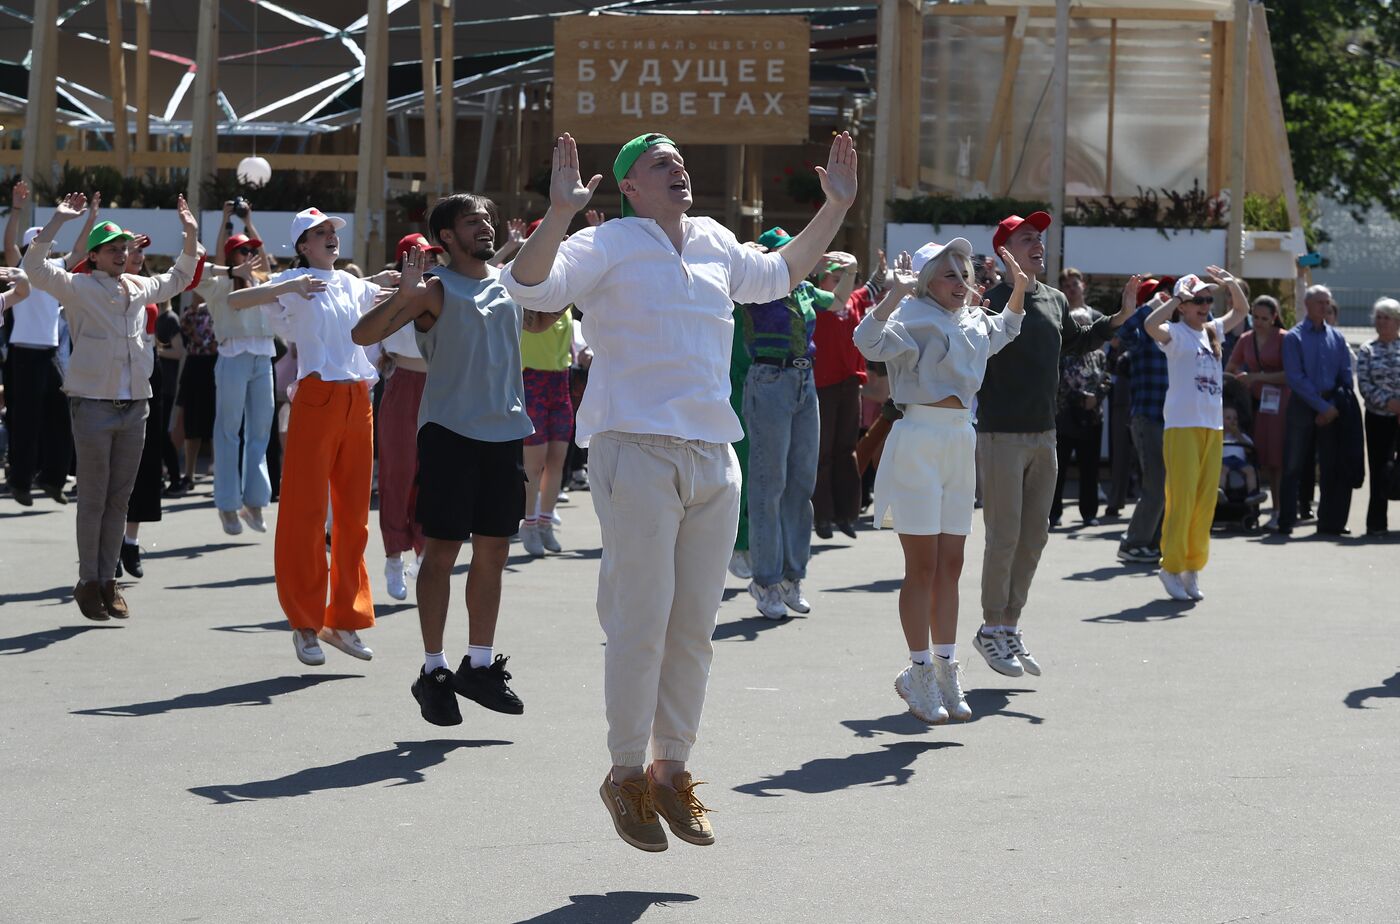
[237,155,272,187]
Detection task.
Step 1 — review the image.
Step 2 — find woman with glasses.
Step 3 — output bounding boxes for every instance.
[1225,295,1291,526]
[1142,268,1249,602]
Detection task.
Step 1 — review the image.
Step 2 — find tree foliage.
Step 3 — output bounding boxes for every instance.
[1268,0,1400,220]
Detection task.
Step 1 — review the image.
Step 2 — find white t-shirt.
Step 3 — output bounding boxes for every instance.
[263,268,381,382]
[10,257,65,347]
[1158,318,1225,430]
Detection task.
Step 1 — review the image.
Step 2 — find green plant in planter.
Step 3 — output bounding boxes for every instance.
[1243,192,1330,252]
[888,195,1051,228]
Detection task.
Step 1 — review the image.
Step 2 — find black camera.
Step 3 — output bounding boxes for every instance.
[232,196,249,219]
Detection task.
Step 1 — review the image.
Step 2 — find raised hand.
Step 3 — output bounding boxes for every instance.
[889,250,918,294]
[1121,273,1145,312]
[584,208,605,227]
[231,252,268,282]
[815,131,858,209]
[397,244,432,296]
[87,191,102,217]
[286,275,328,300]
[11,178,29,208]
[551,133,602,215]
[875,248,890,287]
[54,192,88,221]
[506,217,527,244]
[176,194,198,236]
[999,246,1029,290]
[1204,264,1234,286]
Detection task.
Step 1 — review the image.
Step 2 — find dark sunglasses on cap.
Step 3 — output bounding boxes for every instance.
[1185,295,1214,305]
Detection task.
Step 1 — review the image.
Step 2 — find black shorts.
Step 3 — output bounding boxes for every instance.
[415,423,525,540]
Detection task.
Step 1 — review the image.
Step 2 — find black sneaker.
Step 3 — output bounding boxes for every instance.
[453,654,525,714]
[412,667,463,726]
[1116,544,1158,563]
[12,484,33,507]
[38,480,69,505]
[814,521,834,540]
[120,542,144,579]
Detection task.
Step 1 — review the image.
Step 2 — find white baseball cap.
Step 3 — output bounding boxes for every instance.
[289,207,346,243]
[910,237,973,275]
[21,226,42,247]
[1173,273,1217,300]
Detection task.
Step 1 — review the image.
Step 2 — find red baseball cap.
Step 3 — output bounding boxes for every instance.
[224,234,263,258]
[526,219,543,238]
[396,232,445,264]
[992,211,1053,254]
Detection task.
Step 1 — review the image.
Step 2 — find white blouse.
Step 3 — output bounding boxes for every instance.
[854,295,1022,408]
[264,268,381,383]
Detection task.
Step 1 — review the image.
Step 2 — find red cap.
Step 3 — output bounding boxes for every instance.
[224,234,263,258]
[526,219,543,238]
[1136,278,1161,306]
[991,210,1053,254]
[396,233,445,264]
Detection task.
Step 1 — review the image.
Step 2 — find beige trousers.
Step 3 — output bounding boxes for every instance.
[589,430,741,767]
[976,430,1058,624]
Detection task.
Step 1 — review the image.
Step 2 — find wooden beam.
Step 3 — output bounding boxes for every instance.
[869,0,898,267]
[974,12,1025,186]
[418,0,441,197]
[1225,0,1249,276]
[439,0,455,191]
[0,149,434,172]
[924,5,1220,22]
[1106,19,1117,196]
[473,86,502,193]
[1248,3,1301,229]
[1046,0,1069,282]
[355,0,390,268]
[725,145,743,232]
[897,0,922,190]
[744,144,764,243]
[187,0,219,211]
[1207,20,1227,195]
[22,0,59,188]
[133,0,151,163]
[105,0,130,175]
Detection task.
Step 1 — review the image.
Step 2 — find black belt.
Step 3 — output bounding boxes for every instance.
[754,355,812,370]
[78,397,146,409]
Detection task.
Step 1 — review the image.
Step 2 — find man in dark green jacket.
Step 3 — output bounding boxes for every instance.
[971,212,1135,678]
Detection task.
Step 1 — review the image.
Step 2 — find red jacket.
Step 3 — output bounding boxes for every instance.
[813,285,871,387]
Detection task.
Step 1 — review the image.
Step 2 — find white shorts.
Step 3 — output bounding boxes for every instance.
[872,404,976,536]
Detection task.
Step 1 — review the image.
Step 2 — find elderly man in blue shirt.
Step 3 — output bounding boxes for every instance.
[1279,284,1355,535]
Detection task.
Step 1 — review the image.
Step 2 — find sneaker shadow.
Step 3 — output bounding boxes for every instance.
[0,585,77,607]
[712,614,807,642]
[142,541,257,560]
[840,691,1042,738]
[0,624,122,654]
[166,574,277,591]
[1084,599,1193,623]
[732,741,960,798]
[1063,565,1154,582]
[189,738,508,804]
[72,673,363,716]
[1344,671,1400,709]
[823,578,903,594]
[210,619,287,633]
[374,602,416,618]
[514,892,699,923]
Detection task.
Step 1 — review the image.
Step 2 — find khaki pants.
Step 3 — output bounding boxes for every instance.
[70,397,149,583]
[976,430,1057,623]
[589,431,740,767]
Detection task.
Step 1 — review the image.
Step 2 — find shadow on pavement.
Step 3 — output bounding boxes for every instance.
[1344,671,1400,709]
[159,498,216,514]
[1084,599,1193,623]
[166,574,276,590]
[841,690,1041,738]
[1062,565,1151,582]
[210,619,286,633]
[375,602,416,618]
[0,508,57,520]
[0,585,76,607]
[823,578,902,594]
[514,892,699,923]
[72,673,362,716]
[732,741,960,797]
[0,624,122,654]
[143,541,256,560]
[712,614,805,642]
[189,738,508,804]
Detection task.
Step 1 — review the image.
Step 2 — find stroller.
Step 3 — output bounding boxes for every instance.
[1213,431,1265,530]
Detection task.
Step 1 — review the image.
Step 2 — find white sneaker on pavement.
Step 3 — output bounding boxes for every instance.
[748,581,788,620]
[727,551,752,580]
[1158,570,1191,601]
[318,628,373,660]
[293,629,325,666]
[1181,571,1205,601]
[384,557,408,601]
[403,553,420,582]
[973,629,1024,677]
[219,509,244,536]
[520,522,546,557]
[778,579,811,614]
[538,522,563,553]
[895,662,947,725]
[239,506,267,533]
[1003,631,1041,676]
[931,657,972,721]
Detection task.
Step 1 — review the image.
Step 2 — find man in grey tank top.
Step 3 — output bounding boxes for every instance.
[353,193,565,727]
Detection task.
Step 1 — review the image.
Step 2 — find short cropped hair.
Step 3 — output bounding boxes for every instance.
[428,193,498,247]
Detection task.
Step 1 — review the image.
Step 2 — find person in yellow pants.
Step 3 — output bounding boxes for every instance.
[1142,268,1249,601]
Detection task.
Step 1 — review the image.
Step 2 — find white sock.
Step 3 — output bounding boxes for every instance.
[123,536,139,546]
[978,625,998,638]
[424,651,449,673]
[910,649,932,665]
[933,644,956,661]
[997,624,1016,635]
[467,645,493,669]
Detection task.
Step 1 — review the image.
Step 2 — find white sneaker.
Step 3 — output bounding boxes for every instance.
[384,557,408,601]
[973,629,1024,677]
[219,509,244,536]
[931,657,972,721]
[557,490,569,504]
[318,627,373,661]
[520,522,546,557]
[1158,570,1191,601]
[895,662,947,725]
[748,581,787,620]
[778,579,811,614]
[239,506,267,533]
[538,522,563,553]
[1181,571,1205,601]
[1003,631,1041,677]
[292,629,325,666]
[727,550,752,580]
[403,554,420,582]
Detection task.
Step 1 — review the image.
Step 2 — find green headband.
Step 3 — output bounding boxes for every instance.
[612,132,678,218]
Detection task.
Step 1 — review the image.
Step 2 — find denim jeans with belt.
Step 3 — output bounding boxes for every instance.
[742,362,819,587]
[213,352,275,513]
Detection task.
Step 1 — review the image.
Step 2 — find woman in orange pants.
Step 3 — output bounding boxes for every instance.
[229,207,401,664]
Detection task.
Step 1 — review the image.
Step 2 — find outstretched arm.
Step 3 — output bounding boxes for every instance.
[352,245,438,345]
[1144,294,1180,346]
[778,132,858,289]
[5,179,28,267]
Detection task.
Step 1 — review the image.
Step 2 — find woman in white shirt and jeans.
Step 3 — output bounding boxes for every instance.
[854,239,1027,726]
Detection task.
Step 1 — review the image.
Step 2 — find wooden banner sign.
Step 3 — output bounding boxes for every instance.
[553,15,811,145]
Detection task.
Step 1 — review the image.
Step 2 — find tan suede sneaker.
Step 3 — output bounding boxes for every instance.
[649,770,716,846]
[100,581,130,619]
[73,581,109,621]
[599,772,667,852]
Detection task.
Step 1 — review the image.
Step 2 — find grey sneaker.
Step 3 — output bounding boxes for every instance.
[538,521,562,553]
[778,579,810,614]
[727,550,752,580]
[931,657,972,721]
[748,581,787,620]
[239,506,267,533]
[895,661,947,724]
[219,509,244,536]
[1003,631,1041,677]
[973,629,1024,677]
[520,522,545,557]
[292,629,325,666]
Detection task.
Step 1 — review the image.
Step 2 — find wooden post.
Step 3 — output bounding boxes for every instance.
[896,0,922,192]
[1207,20,1228,196]
[187,0,219,212]
[1249,4,1302,230]
[869,0,898,268]
[744,145,763,243]
[134,0,151,166]
[473,86,502,193]
[974,10,1026,187]
[439,0,455,192]
[725,146,743,233]
[1046,0,1070,283]
[1105,19,1117,196]
[355,0,390,269]
[1226,0,1249,276]
[934,22,950,188]
[418,0,440,197]
[105,0,130,175]
[22,0,60,188]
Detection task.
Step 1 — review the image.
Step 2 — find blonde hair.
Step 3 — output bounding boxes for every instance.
[918,247,975,308]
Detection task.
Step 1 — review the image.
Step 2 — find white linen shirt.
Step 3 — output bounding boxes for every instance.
[854,295,1022,408]
[263,268,381,383]
[501,215,789,446]
[9,258,64,347]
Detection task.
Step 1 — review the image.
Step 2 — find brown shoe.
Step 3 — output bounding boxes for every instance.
[648,769,716,846]
[73,581,109,621]
[100,581,130,619]
[599,772,667,852]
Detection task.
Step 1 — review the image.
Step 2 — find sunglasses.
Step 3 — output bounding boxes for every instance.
[1185,296,1214,306]
[235,247,257,257]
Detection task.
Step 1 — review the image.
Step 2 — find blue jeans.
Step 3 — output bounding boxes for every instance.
[742,363,819,586]
[213,352,275,513]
